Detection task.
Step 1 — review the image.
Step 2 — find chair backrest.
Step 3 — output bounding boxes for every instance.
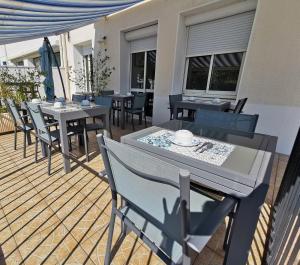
[233,98,248,113]
[132,93,146,109]
[97,135,189,242]
[169,94,183,109]
[25,102,51,142]
[195,109,259,133]
[100,90,114,96]
[95,96,113,108]
[5,99,24,126]
[72,94,86,103]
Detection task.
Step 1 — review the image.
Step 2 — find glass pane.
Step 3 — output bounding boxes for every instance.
[131,52,145,89]
[186,55,211,91]
[146,50,156,90]
[209,52,243,92]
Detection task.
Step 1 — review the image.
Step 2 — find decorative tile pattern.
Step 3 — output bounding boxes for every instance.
[138,129,235,166]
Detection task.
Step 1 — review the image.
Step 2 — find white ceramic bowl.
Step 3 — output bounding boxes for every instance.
[32,98,41,104]
[174,130,194,146]
[81,99,90,106]
[54,102,63,109]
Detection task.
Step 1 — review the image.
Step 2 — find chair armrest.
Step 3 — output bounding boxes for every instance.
[44,121,59,128]
[186,197,236,253]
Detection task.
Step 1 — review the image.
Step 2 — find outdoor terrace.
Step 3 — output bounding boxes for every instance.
[0,121,287,265]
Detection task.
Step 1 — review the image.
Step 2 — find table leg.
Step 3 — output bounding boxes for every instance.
[121,99,125,129]
[59,118,71,173]
[224,184,268,265]
[174,105,178,120]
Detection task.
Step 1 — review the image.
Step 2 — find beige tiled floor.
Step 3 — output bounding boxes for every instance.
[0,123,288,265]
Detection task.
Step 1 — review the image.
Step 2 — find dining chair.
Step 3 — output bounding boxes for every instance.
[125,93,147,131]
[195,109,259,133]
[100,90,114,96]
[25,102,76,175]
[227,98,248,113]
[97,134,237,265]
[169,94,183,120]
[72,94,86,103]
[4,99,34,158]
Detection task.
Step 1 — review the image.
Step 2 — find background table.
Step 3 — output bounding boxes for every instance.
[108,94,133,129]
[173,99,231,119]
[22,102,110,173]
[121,120,277,265]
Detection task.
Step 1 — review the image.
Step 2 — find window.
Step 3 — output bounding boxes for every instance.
[185,52,244,95]
[33,57,41,68]
[16,60,24,66]
[131,50,156,91]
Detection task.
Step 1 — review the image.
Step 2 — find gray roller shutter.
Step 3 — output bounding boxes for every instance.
[186,11,255,57]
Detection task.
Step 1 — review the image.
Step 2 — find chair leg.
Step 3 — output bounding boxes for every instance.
[104,212,116,265]
[223,213,234,250]
[47,145,52,175]
[14,127,17,150]
[131,113,135,131]
[117,111,120,126]
[83,127,89,162]
[144,113,147,128]
[23,131,26,158]
[34,137,38,162]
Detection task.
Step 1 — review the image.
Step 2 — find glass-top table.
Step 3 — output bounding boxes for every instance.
[121,119,277,265]
[21,101,110,173]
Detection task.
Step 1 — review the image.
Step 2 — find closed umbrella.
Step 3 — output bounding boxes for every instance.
[39,39,54,101]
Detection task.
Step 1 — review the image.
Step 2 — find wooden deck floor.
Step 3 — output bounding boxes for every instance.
[0,122,287,265]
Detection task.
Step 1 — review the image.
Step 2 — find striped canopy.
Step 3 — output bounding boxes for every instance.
[0,0,142,44]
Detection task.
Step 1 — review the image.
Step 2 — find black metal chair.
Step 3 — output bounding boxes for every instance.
[169,94,183,120]
[195,109,259,133]
[227,98,248,113]
[97,134,237,265]
[125,93,147,131]
[4,99,34,158]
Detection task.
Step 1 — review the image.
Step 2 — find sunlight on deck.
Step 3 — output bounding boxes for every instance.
[0,128,287,265]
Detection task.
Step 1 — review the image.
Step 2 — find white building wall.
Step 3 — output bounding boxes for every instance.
[94,0,300,155]
[0,24,95,100]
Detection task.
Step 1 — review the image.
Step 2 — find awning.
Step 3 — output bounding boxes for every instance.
[0,0,142,45]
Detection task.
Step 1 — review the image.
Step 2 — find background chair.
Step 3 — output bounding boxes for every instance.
[125,93,147,131]
[4,99,34,158]
[169,94,183,120]
[100,90,114,96]
[97,135,237,265]
[227,98,248,113]
[195,109,259,133]
[72,94,86,103]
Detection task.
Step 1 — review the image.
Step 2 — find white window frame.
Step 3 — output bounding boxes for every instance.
[130,49,156,93]
[183,49,246,97]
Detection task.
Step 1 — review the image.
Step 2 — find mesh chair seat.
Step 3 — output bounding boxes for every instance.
[119,190,220,263]
[38,128,75,143]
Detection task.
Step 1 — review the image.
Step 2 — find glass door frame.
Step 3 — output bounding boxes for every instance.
[130,49,156,93]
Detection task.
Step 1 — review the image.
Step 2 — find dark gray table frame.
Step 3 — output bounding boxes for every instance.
[121,121,277,265]
[109,94,133,129]
[173,100,231,119]
[41,105,110,173]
